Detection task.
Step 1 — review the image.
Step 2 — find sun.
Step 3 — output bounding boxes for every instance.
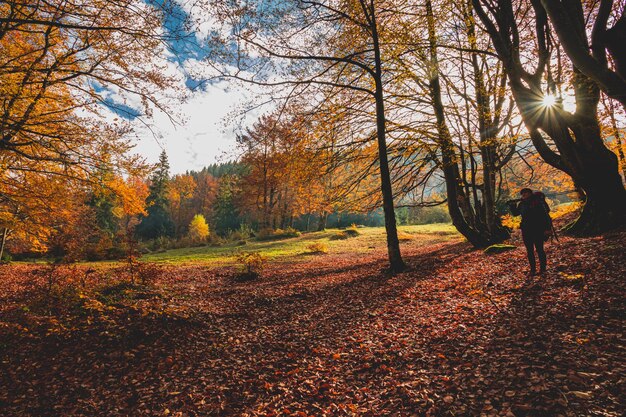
[542,94,557,107]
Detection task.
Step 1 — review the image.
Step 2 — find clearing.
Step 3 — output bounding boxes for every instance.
[0,225,624,416]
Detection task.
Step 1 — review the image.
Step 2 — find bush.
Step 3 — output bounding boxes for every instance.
[256,227,301,241]
[208,233,226,247]
[236,252,267,280]
[228,230,245,241]
[331,227,360,240]
[1,253,12,264]
[149,236,171,251]
[256,228,274,240]
[330,232,348,240]
[229,223,253,241]
[105,245,127,260]
[306,242,328,254]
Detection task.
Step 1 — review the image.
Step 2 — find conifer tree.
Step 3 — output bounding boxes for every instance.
[137,151,175,240]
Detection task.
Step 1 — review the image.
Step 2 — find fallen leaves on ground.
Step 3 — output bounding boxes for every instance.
[0,229,624,416]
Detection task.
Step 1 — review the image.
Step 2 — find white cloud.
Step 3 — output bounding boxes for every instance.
[128,79,267,173]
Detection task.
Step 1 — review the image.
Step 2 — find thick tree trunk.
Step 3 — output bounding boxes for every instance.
[480,146,510,241]
[564,148,626,235]
[426,0,496,248]
[511,72,626,235]
[465,0,510,243]
[472,0,626,235]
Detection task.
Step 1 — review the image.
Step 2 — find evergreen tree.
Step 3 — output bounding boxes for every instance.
[137,150,175,240]
[88,163,118,237]
[213,175,242,234]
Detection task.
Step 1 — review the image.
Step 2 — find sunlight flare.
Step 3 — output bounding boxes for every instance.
[542,94,557,107]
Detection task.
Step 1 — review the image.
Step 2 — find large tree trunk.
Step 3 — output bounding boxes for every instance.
[426,0,496,248]
[567,167,626,234]
[371,6,405,272]
[512,72,626,234]
[473,0,626,235]
[465,0,510,243]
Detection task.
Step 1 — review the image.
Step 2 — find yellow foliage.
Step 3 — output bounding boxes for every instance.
[237,252,267,275]
[306,242,328,254]
[188,214,210,242]
[551,202,582,219]
[501,214,521,230]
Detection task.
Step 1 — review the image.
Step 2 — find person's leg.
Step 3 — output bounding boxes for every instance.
[522,231,536,275]
[535,236,547,273]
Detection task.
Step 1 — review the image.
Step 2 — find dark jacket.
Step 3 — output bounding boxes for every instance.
[509,192,552,233]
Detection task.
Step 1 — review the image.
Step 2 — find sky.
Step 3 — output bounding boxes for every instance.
[102,0,260,174]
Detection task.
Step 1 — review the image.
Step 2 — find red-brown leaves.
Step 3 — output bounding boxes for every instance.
[0,230,624,416]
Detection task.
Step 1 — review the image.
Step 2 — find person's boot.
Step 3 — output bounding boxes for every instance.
[527,267,537,277]
[539,258,547,275]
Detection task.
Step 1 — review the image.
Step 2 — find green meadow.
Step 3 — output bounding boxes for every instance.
[140,223,461,266]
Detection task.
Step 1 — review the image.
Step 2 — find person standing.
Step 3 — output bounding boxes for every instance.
[508,188,552,275]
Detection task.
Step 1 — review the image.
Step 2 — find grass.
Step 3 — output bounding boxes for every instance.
[139,223,460,266]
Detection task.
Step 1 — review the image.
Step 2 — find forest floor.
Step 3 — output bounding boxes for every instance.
[0,225,624,416]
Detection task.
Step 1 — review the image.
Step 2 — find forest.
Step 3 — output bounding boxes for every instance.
[0,0,625,416]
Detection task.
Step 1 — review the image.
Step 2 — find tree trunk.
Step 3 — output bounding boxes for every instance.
[606,96,626,183]
[563,147,626,234]
[317,212,328,231]
[511,72,626,234]
[472,0,626,235]
[0,228,8,261]
[371,4,405,272]
[426,0,492,248]
[466,0,510,243]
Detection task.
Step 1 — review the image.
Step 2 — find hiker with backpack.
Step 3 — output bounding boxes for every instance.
[508,188,553,276]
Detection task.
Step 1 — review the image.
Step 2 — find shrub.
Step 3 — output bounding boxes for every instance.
[344,224,360,237]
[397,232,413,242]
[331,227,360,240]
[330,232,348,240]
[105,245,127,260]
[256,228,274,240]
[228,230,245,241]
[256,227,301,241]
[236,252,267,280]
[237,223,254,239]
[1,253,12,264]
[306,242,328,254]
[283,227,301,237]
[209,233,226,247]
[149,236,171,251]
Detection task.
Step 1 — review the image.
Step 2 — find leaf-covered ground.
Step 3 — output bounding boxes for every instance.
[1,229,624,416]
